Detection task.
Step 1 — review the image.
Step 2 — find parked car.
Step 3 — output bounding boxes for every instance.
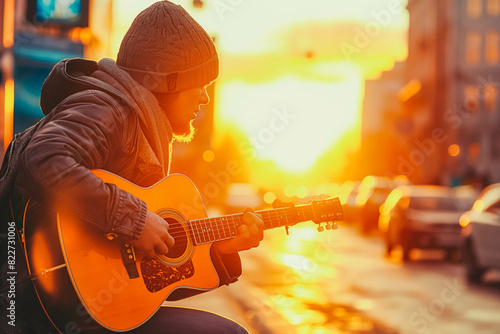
[356,175,408,234]
[460,183,500,283]
[341,180,361,223]
[379,185,472,262]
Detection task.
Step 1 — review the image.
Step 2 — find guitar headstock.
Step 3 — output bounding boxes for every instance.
[310,197,343,232]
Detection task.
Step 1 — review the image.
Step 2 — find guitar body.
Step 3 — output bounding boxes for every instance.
[24,171,220,332]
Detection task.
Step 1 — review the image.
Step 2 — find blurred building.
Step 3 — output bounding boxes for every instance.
[355,61,411,179]
[362,61,406,139]
[397,0,499,186]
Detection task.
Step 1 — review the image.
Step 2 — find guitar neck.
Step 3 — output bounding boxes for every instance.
[188,204,316,245]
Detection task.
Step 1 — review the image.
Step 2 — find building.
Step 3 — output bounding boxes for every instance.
[362,61,406,139]
[400,0,500,186]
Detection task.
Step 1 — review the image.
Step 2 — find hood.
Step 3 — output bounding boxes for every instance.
[40,58,174,179]
[39,58,151,131]
[40,58,146,119]
[40,58,103,115]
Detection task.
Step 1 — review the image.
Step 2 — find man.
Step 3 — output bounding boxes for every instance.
[1,1,263,333]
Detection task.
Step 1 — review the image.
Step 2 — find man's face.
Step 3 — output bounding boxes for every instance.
[154,86,210,142]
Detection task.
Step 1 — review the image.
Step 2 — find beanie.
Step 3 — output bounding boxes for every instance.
[116,1,219,93]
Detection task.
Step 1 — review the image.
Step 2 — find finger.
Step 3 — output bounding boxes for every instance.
[165,234,175,248]
[244,207,255,214]
[255,213,264,234]
[243,211,259,224]
[156,218,175,248]
[155,242,170,256]
[248,222,260,236]
[237,225,250,239]
[247,212,264,239]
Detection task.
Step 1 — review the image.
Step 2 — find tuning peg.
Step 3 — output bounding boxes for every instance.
[331,222,338,230]
[326,223,332,230]
[317,223,324,232]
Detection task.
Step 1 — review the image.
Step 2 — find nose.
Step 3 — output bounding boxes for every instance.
[200,88,210,105]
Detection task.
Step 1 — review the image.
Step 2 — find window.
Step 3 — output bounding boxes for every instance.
[465,85,479,112]
[485,30,499,64]
[468,0,483,18]
[467,142,481,165]
[485,84,498,111]
[487,0,500,16]
[466,32,482,64]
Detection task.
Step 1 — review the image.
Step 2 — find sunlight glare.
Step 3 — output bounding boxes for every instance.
[217,64,362,172]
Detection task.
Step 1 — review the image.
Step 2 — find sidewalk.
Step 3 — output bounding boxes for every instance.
[166,277,297,334]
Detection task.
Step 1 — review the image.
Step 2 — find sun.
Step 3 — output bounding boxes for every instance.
[216,63,363,173]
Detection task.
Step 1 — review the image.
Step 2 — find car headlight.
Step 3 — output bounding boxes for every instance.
[459,214,470,228]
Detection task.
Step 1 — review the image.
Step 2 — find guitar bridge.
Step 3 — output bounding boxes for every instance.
[118,242,139,279]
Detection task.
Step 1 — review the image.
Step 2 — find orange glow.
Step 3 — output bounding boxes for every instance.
[30,231,58,295]
[216,64,364,173]
[202,149,215,162]
[2,0,14,48]
[356,175,376,206]
[448,144,460,157]
[398,79,421,102]
[488,0,500,16]
[4,79,14,151]
[296,186,309,199]
[263,191,276,204]
[473,200,484,212]
[459,214,470,227]
[69,27,81,42]
[284,185,296,198]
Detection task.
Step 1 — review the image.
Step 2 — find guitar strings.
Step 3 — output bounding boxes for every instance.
[162,207,313,242]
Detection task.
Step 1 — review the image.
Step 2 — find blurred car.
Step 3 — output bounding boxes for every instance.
[356,175,409,234]
[379,185,472,262]
[460,183,500,283]
[341,180,361,222]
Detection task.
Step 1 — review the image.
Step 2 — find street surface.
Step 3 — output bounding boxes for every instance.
[172,222,500,334]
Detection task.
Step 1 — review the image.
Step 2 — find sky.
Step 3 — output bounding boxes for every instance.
[111,0,409,183]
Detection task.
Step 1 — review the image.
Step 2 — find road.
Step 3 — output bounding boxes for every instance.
[170,220,500,333]
[231,221,500,334]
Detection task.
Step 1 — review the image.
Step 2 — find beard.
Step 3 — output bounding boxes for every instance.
[172,121,196,143]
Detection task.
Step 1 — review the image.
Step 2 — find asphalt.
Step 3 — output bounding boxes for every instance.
[166,277,297,334]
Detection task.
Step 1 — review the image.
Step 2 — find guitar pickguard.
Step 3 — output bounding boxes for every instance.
[140,258,195,292]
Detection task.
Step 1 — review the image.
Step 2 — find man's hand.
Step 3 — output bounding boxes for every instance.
[130,210,175,260]
[215,207,264,255]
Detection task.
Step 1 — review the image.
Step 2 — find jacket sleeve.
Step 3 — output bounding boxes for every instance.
[17,90,146,241]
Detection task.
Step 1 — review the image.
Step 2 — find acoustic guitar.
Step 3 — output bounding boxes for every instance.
[22,170,342,332]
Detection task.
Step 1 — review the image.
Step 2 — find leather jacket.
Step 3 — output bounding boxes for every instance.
[11,58,241,285]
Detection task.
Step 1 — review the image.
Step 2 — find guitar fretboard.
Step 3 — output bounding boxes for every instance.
[188,205,316,245]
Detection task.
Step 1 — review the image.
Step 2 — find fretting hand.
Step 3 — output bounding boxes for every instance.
[214,207,264,255]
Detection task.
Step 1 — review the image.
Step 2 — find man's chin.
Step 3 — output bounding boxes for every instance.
[173,124,196,143]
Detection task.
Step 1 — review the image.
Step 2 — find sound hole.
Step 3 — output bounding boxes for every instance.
[165,217,188,258]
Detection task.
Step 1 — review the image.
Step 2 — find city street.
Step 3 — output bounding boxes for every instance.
[174,221,500,334]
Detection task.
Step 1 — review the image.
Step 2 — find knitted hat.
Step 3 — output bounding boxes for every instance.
[116,1,219,93]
